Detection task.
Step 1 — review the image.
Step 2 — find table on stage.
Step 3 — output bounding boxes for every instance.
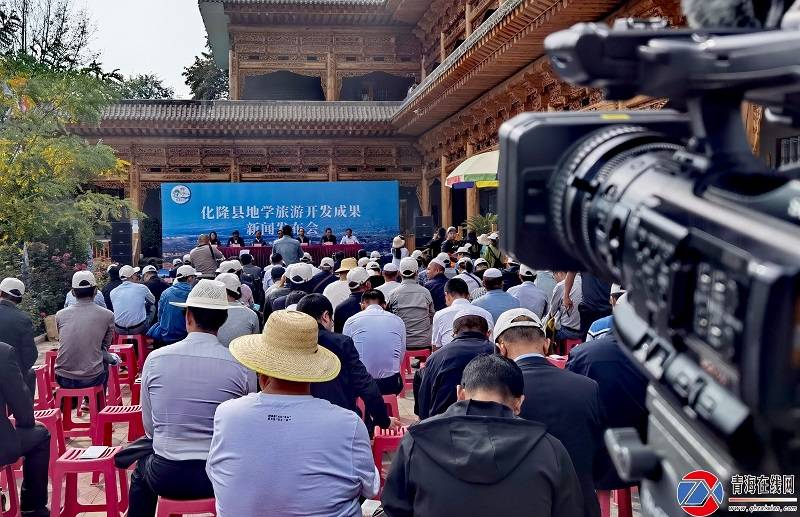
[218,244,363,267]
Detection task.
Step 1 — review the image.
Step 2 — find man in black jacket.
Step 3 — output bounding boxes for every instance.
[567,331,648,489]
[101,265,122,311]
[382,354,582,517]
[0,342,51,517]
[494,308,604,517]
[333,267,371,333]
[0,278,37,394]
[297,294,397,432]
[415,307,493,419]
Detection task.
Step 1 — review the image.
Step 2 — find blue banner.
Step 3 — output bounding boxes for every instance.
[161,181,400,257]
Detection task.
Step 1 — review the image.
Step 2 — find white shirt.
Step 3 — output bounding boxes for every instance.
[455,272,482,293]
[340,235,359,245]
[377,279,401,299]
[391,248,409,267]
[323,280,350,310]
[507,281,549,318]
[431,298,494,348]
[342,304,406,379]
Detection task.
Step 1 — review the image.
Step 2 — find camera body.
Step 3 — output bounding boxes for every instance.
[499,19,800,515]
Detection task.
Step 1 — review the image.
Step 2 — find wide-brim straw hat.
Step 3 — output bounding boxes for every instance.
[230,310,341,383]
[170,279,231,310]
[335,257,358,274]
[392,236,405,248]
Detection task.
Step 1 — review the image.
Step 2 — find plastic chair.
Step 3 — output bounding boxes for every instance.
[0,464,19,517]
[33,365,54,410]
[563,338,583,356]
[109,343,137,391]
[546,355,568,369]
[114,334,150,369]
[54,385,105,438]
[156,497,217,516]
[401,349,431,394]
[372,426,406,476]
[8,409,65,483]
[50,446,128,517]
[131,377,142,406]
[597,488,633,517]
[382,395,399,418]
[94,405,145,446]
[44,349,59,392]
[106,365,123,407]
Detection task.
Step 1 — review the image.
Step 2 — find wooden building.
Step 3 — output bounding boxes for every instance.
[77,0,767,257]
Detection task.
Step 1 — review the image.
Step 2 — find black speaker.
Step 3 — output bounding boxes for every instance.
[111,242,132,264]
[414,215,434,242]
[111,221,131,245]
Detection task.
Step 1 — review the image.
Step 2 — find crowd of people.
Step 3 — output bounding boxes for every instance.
[204,226,362,248]
[0,225,650,517]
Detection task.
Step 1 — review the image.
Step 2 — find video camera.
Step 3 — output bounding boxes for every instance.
[498,6,800,516]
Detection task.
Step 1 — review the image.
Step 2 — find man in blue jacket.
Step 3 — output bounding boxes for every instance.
[147,266,197,347]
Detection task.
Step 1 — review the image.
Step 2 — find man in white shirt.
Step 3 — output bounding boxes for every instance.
[508,265,549,318]
[342,289,406,396]
[323,257,356,310]
[431,278,494,348]
[377,262,401,299]
[208,310,378,517]
[454,257,482,293]
[339,228,360,245]
[549,271,583,342]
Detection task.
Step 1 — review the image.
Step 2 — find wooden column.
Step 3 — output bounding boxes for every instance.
[465,2,473,37]
[229,50,239,100]
[230,156,240,182]
[465,142,479,219]
[440,155,452,228]
[440,32,446,63]
[328,159,337,182]
[128,165,141,264]
[420,168,431,216]
[326,53,338,101]
[420,54,426,81]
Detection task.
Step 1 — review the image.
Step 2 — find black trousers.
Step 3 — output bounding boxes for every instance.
[578,304,611,338]
[128,454,214,517]
[365,373,403,432]
[16,424,50,513]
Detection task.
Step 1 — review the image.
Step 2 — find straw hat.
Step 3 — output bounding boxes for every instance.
[335,257,358,274]
[170,279,231,310]
[229,310,341,383]
[477,234,491,246]
[392,236,405,248]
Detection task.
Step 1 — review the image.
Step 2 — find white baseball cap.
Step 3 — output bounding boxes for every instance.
[71,271,97,288]
[456,245,471,254]
[142,265,158,274]
[383,262,399,273]
[489,232,499,240]
[474,258,489,269]
[410,250,423,259]
[357,257,369,268]
[436,252,451,264]
[457,257,473,267]
[106,263,118,273]
[520,265,536,278]
[447,226,456,233]
[289,263,313,283]
[119,265,141,280]
[452,306,492,329]
[175,265,197,279]
[225,260,243,273]
[366,261,381,273]
[172,258,183,266]
[347,267,371,288]
[507,256,520,265]
[0,277,25,298]
[483,268,503,280]
[182,254,191,262]
[493,308,544,342]
[399,257,419,277]
[215,273,241,295]
[301,252,313,263]
[370,251,381,259]
[430,257,447,269]
[170,279,230,310]
[320,257,335,270]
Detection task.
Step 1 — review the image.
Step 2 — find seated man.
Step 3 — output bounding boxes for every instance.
[586,284,626,341]
[110,265,155,336]
[146,265,197,347]
[494,308,603,517]
[0,342,50,517]
[129,280,255,517]
[377,262,401,298]
[423,256,449,311]
[472,268,521,322]
[381,354,582,517]
[323,258,355,310]
[431,278,493,348]
[507,265,548,318]
[309,257,337,294]
[387,258,434,352]
[55,271,118,391]
[208,310,378,516]
[333,267,372,333]
[215,273,260,348]
[416,308,494,419]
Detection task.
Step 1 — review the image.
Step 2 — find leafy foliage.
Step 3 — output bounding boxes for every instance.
[118,73,174,100]
[464,213,498,235]
[183,41,228,100]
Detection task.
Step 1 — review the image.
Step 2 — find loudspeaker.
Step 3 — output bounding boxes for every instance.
[111,221,131,245]
[414,215,434,242]
[111,242,132,264]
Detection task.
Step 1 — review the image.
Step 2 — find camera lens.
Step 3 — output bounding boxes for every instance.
[549,125,683,274]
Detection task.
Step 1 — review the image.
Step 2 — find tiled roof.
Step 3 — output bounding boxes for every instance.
[101,100,401,124]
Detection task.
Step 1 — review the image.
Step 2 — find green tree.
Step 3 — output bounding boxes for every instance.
[464,213,498,235]
[183,41,228,100]
[118,73,174,100]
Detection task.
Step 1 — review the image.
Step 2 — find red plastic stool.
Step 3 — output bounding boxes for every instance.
[109,343,137,391]
[33,365,54,410]
[54,385,105,438]
[114,334,150,370]
[50,447,127,517]
[547,355,568,369]
[382,395,399,418]
[401,349,431,395]
[94,405,144,446]
[372,426,407,492]
[0,464,19,517]
[131,377,142,406]
[597,488,633,517]
[106,365,123,406]
[44,349,59,392]
[8,409,65,484]
[156,497,217,516]
[563,338,583,356]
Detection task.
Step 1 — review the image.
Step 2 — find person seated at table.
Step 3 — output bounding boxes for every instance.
[321,227,337,245]
[340,228,360,245]
[251,230,267,246]
[296,227,310,244]
[208,231,220,246]
[227,230,245,247]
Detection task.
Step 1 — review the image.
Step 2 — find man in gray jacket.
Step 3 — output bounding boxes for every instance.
[271,225,303,265]
[387,258,434,350]
[0,277,37,394]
